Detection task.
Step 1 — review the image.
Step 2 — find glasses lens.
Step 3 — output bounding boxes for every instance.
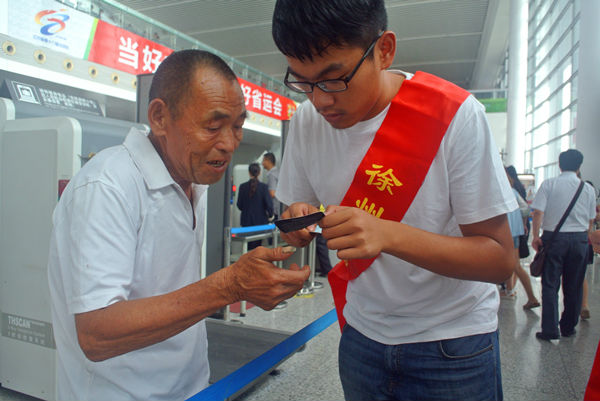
[286,81,313,93]
[316,80,348,93]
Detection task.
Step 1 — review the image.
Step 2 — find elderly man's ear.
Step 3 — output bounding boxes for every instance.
[148,98,169,137]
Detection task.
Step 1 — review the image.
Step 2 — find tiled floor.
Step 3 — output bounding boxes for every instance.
[2,258,599,401]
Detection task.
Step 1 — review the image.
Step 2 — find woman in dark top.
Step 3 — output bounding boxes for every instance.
[236,163,273,250]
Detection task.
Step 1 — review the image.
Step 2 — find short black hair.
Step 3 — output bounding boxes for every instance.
[272,0,387,61]
[558,149,583,172]
[149,49,237,118]
[263,152,276,165]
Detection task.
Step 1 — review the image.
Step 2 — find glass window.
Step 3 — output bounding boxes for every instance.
[525,0,580,175]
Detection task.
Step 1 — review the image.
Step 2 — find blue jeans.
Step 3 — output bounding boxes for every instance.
[339,325,502,401]
[540,231,589,336]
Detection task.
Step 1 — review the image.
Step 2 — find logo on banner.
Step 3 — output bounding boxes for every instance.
[34,9,70,35]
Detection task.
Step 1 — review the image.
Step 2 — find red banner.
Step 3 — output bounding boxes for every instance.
[87,20,173,75]
[85,19,296,120]
[238,78,297,121]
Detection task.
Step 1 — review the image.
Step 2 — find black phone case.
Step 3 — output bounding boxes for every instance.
[274,212,325,233]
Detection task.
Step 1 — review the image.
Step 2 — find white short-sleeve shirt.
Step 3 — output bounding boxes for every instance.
[276,71,516,345]
[530,171,596,232]
[48,128,209,401]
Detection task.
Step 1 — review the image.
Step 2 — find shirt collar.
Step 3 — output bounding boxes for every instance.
[560,171,579,179]
[123,128,176,190]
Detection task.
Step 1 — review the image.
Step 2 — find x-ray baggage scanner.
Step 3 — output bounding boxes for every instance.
[0,113,81,399]
[0,73,145,399]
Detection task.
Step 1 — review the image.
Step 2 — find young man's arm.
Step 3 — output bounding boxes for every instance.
[320,205,514,284]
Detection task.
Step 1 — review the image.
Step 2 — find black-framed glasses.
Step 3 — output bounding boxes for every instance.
[284,32,384,94]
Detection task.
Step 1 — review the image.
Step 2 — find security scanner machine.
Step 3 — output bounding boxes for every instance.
[0,72,146,399]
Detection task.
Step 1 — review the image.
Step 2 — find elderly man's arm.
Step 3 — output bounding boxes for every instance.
[75,247,309,362]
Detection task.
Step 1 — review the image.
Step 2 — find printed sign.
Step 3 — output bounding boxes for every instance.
[2,312,56,349]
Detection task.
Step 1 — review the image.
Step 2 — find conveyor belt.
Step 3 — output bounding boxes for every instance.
[205,318,299,399]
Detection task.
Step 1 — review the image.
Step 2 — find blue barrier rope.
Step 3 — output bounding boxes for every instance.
[187,308,337,401]
[230,224,276,235]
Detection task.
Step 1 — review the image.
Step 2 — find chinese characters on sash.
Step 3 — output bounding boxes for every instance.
[355,163,403,219]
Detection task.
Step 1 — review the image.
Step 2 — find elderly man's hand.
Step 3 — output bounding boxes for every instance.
[225,246,309,310]
[279,202,321,248]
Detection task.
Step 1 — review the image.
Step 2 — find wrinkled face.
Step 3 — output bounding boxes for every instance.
[285,45,382,129]
[161,68,246,186]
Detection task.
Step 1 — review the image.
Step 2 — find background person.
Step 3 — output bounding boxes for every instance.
[271,1,516,399]
[262,152,281,219]
[581,180,598,320]
[530,149,596,341]
[502,166,540,310]
[237,162,274,249]
[47,50,309,401]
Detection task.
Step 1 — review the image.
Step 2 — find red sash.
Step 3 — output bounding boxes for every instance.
[585,340,600,400]
[327,71,470,330]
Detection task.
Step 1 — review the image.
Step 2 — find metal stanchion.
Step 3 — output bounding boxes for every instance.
[272,229,288,309]
[309,236,324,290]
[297,240,315,296]
[240,239,248,316]
[223,226,232,322]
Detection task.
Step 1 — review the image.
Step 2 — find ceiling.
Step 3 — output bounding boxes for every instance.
[117,0,510,90]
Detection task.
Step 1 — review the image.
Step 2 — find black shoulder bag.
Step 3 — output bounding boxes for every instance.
[530,181,585,277]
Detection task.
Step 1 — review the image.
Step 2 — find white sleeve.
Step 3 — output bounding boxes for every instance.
[530,180,549,212]
[445,96,517,224]
[276,107,320,208]
[66,180,138,314]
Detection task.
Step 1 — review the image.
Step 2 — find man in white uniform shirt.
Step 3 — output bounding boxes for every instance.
[271,1,516,400]
[47,50,309,401]
[262,152,280,219]
[531,149,596,341]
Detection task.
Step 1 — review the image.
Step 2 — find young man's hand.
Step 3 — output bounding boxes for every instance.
[320,205,389,260]
[279,202,321,247]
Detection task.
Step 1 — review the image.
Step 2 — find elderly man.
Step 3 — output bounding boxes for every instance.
[531,149,596,341]
[47,50,309,401]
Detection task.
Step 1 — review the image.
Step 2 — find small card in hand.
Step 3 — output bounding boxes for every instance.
[274,212,325,233]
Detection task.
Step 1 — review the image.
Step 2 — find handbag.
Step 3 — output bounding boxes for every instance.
[530,181,585,277]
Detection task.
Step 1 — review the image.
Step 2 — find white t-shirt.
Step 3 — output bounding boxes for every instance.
[276,71,517,345]
[48,128,209,401]
[530,171,596,232]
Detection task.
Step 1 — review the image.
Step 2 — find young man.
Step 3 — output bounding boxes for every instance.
[530,149,596,341]
[47,50,309,401]
[271,1,516,400]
